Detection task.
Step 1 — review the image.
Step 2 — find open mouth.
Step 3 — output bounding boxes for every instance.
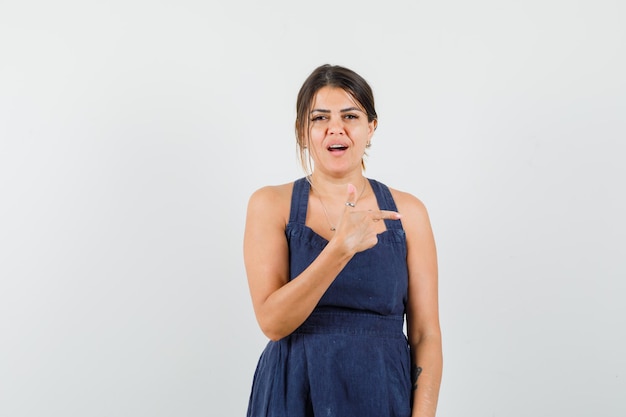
[328,144,348,152]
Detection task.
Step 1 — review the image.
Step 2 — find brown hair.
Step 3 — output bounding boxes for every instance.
[295,64,378,174]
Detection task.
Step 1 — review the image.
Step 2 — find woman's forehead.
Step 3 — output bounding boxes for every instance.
[311,86,362,110]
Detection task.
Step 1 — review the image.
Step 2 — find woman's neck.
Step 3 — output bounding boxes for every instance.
[308,172,367,200]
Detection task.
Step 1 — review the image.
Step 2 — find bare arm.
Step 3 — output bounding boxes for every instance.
[244,183,401,341]
[396,191,442,417]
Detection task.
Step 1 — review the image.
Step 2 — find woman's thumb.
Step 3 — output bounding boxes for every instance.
[345,183,357,208]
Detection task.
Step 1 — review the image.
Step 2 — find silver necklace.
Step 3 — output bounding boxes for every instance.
[310,177,367,232]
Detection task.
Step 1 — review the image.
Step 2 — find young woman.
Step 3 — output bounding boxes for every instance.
[244,64,442,417]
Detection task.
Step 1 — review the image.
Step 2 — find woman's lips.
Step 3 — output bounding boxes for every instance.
[328,144,348,152]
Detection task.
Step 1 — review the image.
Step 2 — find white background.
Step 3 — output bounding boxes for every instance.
[1,1,625,416]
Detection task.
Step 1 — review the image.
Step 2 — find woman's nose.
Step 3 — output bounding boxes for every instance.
[328,118,344,134]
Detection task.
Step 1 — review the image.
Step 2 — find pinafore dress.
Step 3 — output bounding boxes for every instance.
[247,178,412,417]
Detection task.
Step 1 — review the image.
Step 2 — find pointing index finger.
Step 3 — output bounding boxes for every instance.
[379,210,402,220]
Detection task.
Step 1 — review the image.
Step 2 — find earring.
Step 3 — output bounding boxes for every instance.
[366,142,371,148]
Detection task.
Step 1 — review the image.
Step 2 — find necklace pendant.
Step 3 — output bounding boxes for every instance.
[330,227,336,231]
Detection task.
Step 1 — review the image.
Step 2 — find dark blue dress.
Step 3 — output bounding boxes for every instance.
[247,178,412,417]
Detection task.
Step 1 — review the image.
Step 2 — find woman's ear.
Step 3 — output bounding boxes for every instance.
[369,119,378,136]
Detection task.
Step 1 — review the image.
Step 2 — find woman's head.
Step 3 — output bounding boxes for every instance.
[295,64,378,174]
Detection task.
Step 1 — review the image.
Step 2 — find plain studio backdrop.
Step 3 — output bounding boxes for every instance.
[1,1,624,416]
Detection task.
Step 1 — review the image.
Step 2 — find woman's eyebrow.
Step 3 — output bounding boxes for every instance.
[310,107,364,113]
[340,107,363,113]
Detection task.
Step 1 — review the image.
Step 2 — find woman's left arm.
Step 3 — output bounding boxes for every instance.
[395,191,443,417]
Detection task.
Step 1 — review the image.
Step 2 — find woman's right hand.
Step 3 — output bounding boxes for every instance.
[333,183,402,255]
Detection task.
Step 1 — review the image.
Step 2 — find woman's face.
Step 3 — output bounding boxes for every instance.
[307,86,376,177]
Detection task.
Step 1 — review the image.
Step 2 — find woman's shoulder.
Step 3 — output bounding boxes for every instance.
[249,180,297,204]
[379,183,430,224]
[381,185,434,242]
[247,180,303,223]
[389,187,426,209]
[368,178,427,212]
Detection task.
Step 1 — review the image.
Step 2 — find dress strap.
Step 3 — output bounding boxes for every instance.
[288,177,310,225]
[368,178,403,230]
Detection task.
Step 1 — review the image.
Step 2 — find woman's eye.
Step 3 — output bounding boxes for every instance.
[311,115,326,121]
[344,114,358,120]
